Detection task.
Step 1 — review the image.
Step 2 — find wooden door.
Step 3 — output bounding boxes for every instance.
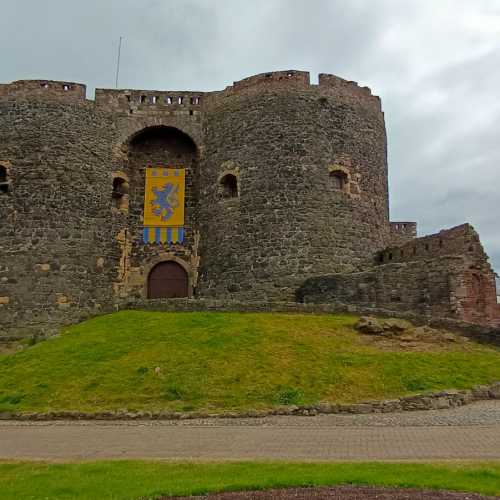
[148,261,188,299]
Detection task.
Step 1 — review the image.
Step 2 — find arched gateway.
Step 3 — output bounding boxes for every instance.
[147,261,188,299]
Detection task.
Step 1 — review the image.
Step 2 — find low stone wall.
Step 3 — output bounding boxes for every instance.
[121,298,500,346]
[2,297,499,347]
[1,382,498,421]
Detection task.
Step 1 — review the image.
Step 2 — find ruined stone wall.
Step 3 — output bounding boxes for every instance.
[0,94,122,338]
[297,256,467,320]
[299,224,499,327]
[379,224,486,264]
[198,71,390,300]
[379,224,499,326]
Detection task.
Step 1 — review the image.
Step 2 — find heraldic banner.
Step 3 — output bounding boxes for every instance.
[143,167,185,244]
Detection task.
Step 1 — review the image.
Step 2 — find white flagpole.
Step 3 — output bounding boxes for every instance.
[115,36,123,88]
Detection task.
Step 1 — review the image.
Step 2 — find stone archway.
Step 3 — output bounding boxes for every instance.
[147,261,189,299]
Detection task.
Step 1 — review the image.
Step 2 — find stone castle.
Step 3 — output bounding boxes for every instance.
[0,70,499,338]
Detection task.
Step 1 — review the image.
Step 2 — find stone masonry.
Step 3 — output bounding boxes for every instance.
[0,71,498,338]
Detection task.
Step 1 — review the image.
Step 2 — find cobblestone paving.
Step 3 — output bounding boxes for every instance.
[3,401,500,428]
[1,401,499,461]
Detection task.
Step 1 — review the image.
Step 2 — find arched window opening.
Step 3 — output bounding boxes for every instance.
[0,165,9,194]
[220,174,238,199]
[129,126,197,161]
[112,176,129,211]
[329,170,348,192]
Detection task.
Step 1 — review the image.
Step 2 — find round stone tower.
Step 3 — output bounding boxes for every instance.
[197,71,389,300]
[0,80,120,335]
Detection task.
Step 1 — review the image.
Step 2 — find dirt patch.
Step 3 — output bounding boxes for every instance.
[0,342,23,356]
[356,316,472,352]
[160,486,496,499]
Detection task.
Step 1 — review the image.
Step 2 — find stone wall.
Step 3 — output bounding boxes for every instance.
[114,126,200,300]
[389,221,417,246]
[379,224,499,326]
[0,80,86,103]
[297,256,467,320]
[379,224,487,264]
[0,73,497,337]
[299,224,500,327]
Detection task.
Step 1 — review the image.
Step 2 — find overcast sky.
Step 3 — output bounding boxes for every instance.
[1,0,499,274]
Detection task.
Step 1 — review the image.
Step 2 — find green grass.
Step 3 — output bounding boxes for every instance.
[0,461,499,499]
[0,311,499,414]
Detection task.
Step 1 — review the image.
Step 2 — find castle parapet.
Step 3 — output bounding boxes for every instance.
[0,80,86,103]
[390,221,417,246]
[95,88,205,112]
[230,70,310,92]
[319,73,381,111]
[212,71,382,113]
[379,224,488,265]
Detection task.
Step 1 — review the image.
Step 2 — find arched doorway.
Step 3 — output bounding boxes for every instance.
[147,261,188,299]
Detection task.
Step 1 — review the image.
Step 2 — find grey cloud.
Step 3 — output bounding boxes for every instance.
[1,0,498,273]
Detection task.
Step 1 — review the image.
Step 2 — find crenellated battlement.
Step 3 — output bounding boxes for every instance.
[0,80,86,103]
[379,224,489,266]
[0,71,382,113]
[95,88,205,113]
[319,73,371,96]
[390,221,417,246]
[206,70,382,113]
[229,70,311,90]
[318,73,381,111]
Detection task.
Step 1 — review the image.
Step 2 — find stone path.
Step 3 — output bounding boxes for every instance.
[1,401,499,461]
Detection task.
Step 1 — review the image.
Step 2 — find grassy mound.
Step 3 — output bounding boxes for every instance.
[0,311,499,414]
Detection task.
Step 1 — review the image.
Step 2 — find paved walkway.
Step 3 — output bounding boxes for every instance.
[1,401,499,461]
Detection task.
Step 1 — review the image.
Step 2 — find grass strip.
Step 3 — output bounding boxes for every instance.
[0,461,499,499]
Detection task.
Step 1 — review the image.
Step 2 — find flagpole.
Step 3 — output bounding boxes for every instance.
[115,36,123,88]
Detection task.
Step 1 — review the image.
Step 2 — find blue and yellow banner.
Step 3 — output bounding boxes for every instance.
[143,167,185,244]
